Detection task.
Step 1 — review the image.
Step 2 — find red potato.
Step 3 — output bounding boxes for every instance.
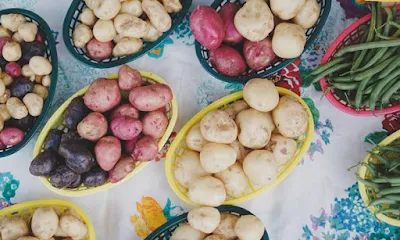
[210,45,246,77]
[142,110,168,139]
[36,33,44,43]
[110,103,139,120]
[77,112,108,141]
[132,136,158,161]
[84,78,121,112]
[0,139,5,149]
[87,38,113,61]
[5,62,22,77]
[124,136,139,154]
[0,127,24,146]
[189,6,225,50]
[243,38,276,71]
[110,116,142,140]
[219,3,243,45]
[95,136,122,171]
[118,65,142,90]
[0,37,12,52]
[109,155,135,183]
[129,83,173,111]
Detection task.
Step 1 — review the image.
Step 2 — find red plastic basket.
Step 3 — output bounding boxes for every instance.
[320,6,400,116]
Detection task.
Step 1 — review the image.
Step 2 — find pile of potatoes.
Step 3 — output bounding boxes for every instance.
[171,206,265,240]
[0,13,53,150]
[0,207,88,240]
[176,78,309,206]
[72,0,183,60]
[30,65,173,189]
[189,0,320,76]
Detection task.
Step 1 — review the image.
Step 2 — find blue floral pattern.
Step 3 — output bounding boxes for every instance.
[0,172,20,209]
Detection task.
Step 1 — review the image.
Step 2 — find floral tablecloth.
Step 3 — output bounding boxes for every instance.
[1,0,400,239]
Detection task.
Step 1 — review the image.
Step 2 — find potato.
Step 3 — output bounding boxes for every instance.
[2,72,13,86]
[142,0,172,32]
[0,104,11,121]
[185,123,209,152]
[270,0,306,20]
[230,140,250,162]
[224,100,249,119]
[200,143,236,173]
[143,20,162,42]
[95,136,122,171]
[59,215,88,240]
[188,207,221,234]
[118,65,142,90]
[17,237,39,240]
[219,3,243,45]
[209,45,246,77]
[42,75,51,87]
[0,89,11,104]
[114,13,149,38]
[215,162,249,198]
[293,0,320,29]
[17,23,37,42]
[272,96,308,138]
[0,116,4,132]
[5,62,22,78]
[110,104,139,120]
[31,207,59,239]
[0,27,11,38]
[1,14,26,32]
[29,56,52,75]
[77,112,108,141]
[234,215,264,240]
[6,97,28,120]
[243,38,276,71]
[243,150,278,186]
[213,213,239,240]
[0,79,5,96]
[170,223,207,240]
[142,110,168,139]
[82,166,108,187]
[79,8,97,26]
[243,78,279,112]
[22,65,34,79]
[73,24,93,48]
[0,217,29,240]
[22,93,43,117]
[124,136,139,154]
[189,6,225,50]
[121,0,143,17]
[129,83,173,111]
[188,176,226,207]
[162,0,182,13]
[266,134,297,165]
[132,136,158,161]
[93,19,116,42]
[2,42,22,62]
[12,32,24,43]
[110,116,142,140]
[236,109,272,149]
[93,0,121,20]
[113,37,143,57]
[109,155,135,183]
[234,0,274,42]
[87,38,113,60]
[84,78,121,112]
[174,150,210,188]
[204,235,224,240]
[272,23,306,59]
[33,84,48,99]
[84,0,102,9]
[200,110,238,144]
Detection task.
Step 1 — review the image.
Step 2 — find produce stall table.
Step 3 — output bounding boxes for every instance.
[0,0,399,239]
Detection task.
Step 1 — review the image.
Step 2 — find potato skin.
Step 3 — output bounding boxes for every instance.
[84,78,121,112]
[31,207,59,240]
[293,0,320,28]
[234,215,264,240]
[209,45,246,77]
[236,109,272,149]
[65,96,90,130]
[58,140,96,174]
[272,23,306,59]
[185,123,209,152]
[200,143,237,173]
[243,150,278,186]
[109,155,135,183]
[132,136,158,161]
[219,3,243,45]
[110,104,139,120]
[124,136,139,154]
[118,65,142,90]
[50,165,78,188]
[213,213,239,240]
[243,38,276,71]
[224,100,249,119]
[142,110,168,139]
[82,166,109,187]
[110,116,142,140]
[200,110,238,144]
[266,134,297,164]
[77,112,108,141]
[171,223,207,240]
[29,150,60,177]
[214,162,249,198]
[129,83,173,111]
[95,136,122,171]
[174,150,209,188]
[0,217,29,240]
[188,176,226,207]
[188,207,221,234]
[243,78,279,112]
[270,0,306,20]
[87,38,113,61]
[0,127,24,146]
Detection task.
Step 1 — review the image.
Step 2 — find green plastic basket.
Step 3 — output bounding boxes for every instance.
[145,205,270,240]
[63,0,192,68]
[0,8,58,158]
[195,0,332,83]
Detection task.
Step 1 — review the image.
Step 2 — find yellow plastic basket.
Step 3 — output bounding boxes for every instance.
[165,88,314,205]
[358,130,400,227]
[0,199,95,240]
[33,71,178,197]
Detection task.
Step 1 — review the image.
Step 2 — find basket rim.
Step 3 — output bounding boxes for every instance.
[62,0,192,69]
[144,205,269,240]
[320,5,400,116]
[195,0,332,84]
[33,71,178,197]
[0,8,58,158]
[358,129,400,227]
[0,199,96,240]
[165,87,314,205]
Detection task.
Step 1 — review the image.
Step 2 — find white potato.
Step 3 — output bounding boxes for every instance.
[224,100,249,119]
[73,24,93,48]
[294,0,320,29]
[0,89,10,104]
[230,140,250,161]
[243,150,278,186]
[142,0,172,32]
[174,150,210,188]
[205,235,224,240]
[215,162,249,198]
[0,26,11,37]
[200,110,238,144]
[188,207,221,234]
[112,37,143,57]
[22,65,35,79]
[270,0,306,20]
[120,0,143,17]
[2,42,22,62]
[272,96,308,138]
[59,215,88,240]
[93,19,116,42]
[12,32,23,42]
[200,143,237,173]
[236,109,272,149]
[243,78,279,112]
[84,0,103,9]
[0,115,3,132]
[94,0,121,20]
[16,237,39,240]
[171,223,207,240]
[234,0,274,42]
[31,207,59,239]
[0,79,4,96]
[162,0,183,13]
[18,23,38,42]
[143,20,162,42]
[42,75,51,87]
[113,34,124,43]
[188,176,226,207]
[54,225,69,237]
[29,56,52,76]
[1,14,26,32]
[0,104,11,121]
[1,72,13,86]
[213,213,239,240]
[266,134,297,165]
[79,8,97,26]
[0,217,29,240]
[114,13,149,38]
[6,97,28,120]
[185,123,209,152]
[23,93,43,117]
[33,84,49,99]
[234,215,264,240]
[272,23,306,59]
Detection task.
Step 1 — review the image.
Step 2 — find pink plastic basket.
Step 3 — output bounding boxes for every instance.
[319,5,400,116]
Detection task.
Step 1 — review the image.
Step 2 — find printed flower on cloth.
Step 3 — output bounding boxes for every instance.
[0,172,20,209]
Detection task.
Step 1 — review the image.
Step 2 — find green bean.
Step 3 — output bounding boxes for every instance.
[389,161,400,172]
[331,82,360,90]
[377,207,400,215]
[383,7,394,35]
[385,194,400,201]
[389,21,400,29]
[375,145,400,153]
[327,76,354,83]
[309,63,352,84]
[362,162,377,177]
[378,56,400,79]
[353,28,370,61]
[369,197,398,207]
[355,76,372,109]
[364,82,378,95]
[309,56,349,76]
[357,175,382,190]
[370,152,391,166]
[372,175,400,184]
[380,77,399,98]
[354,55,397,81]
[392,182,400,187]
[380,187,400,196]
[335,39,400,57]
[382,79,400,106]
[369,69,400,112]
[376,3,383,37]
